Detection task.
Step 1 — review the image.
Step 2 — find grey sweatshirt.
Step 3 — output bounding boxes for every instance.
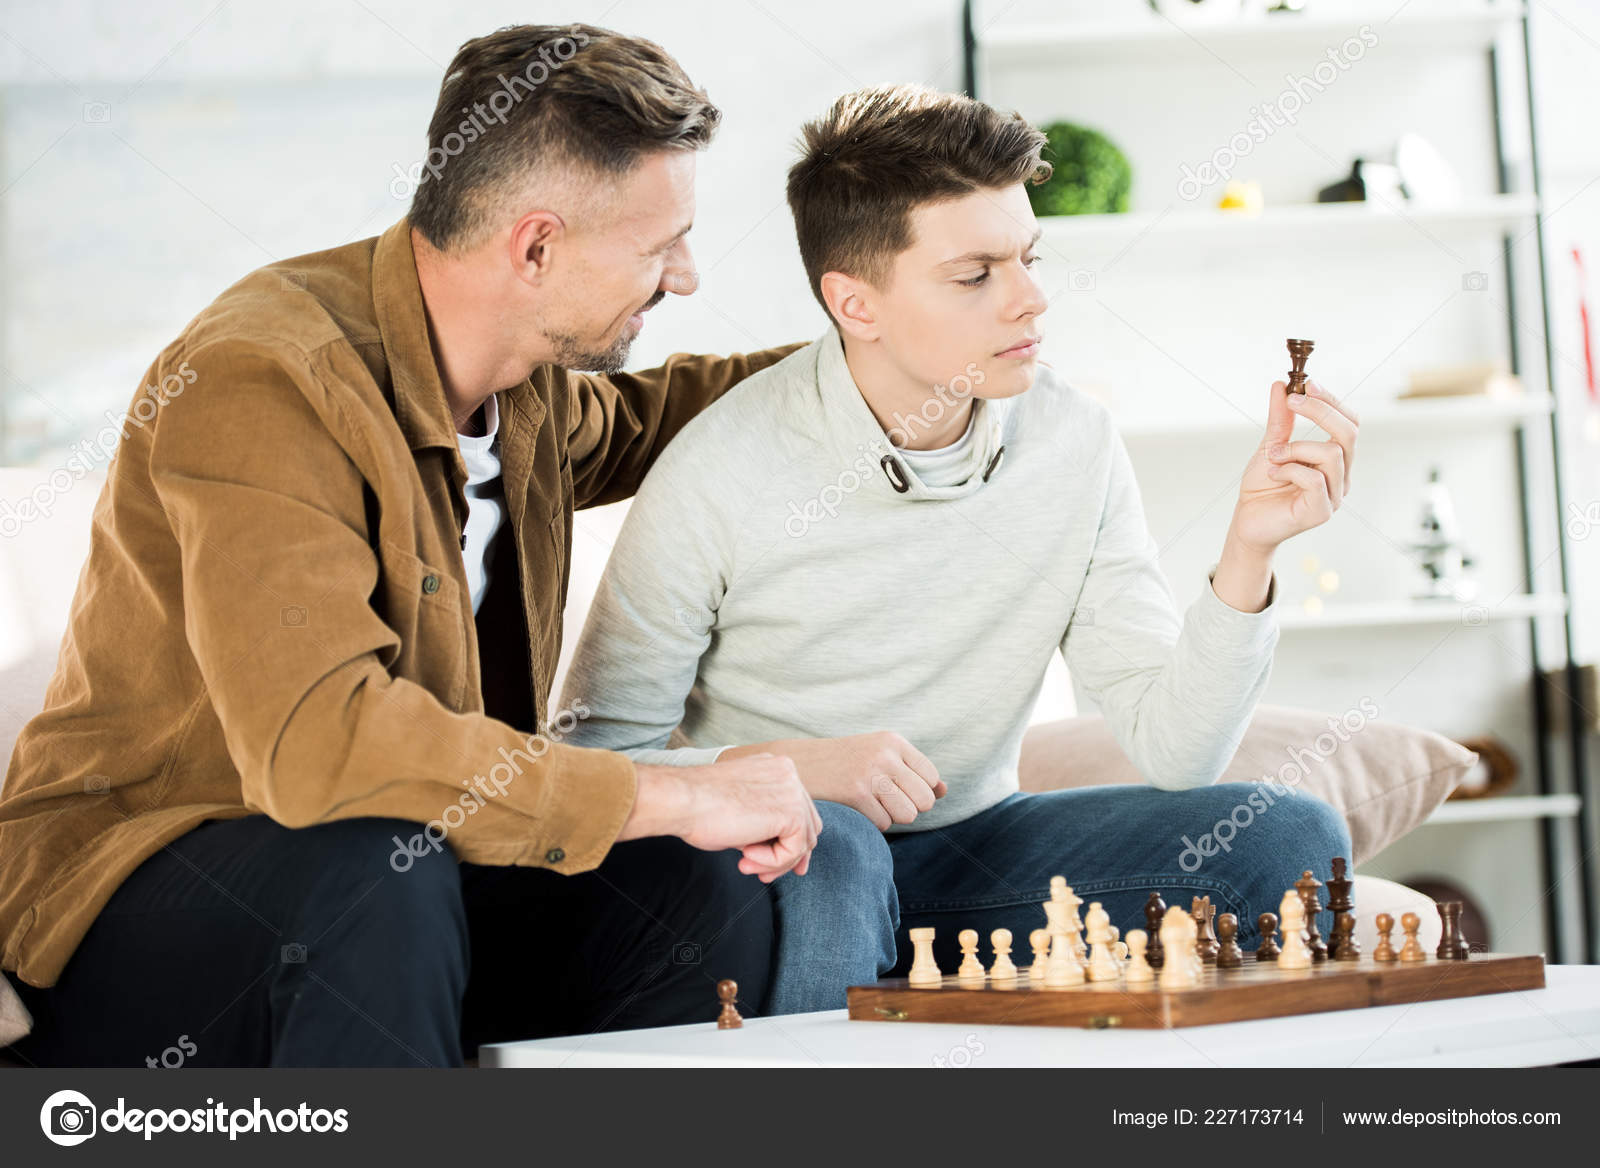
[559,327,1279,831]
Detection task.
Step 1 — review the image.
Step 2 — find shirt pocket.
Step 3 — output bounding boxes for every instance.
[377,539,467,710]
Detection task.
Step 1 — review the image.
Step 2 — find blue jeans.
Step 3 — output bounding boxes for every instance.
[764,785,1352,1014]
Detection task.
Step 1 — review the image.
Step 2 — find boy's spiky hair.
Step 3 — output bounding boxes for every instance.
[785,84,1050,316]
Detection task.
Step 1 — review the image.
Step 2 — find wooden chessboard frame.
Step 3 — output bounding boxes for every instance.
[846,953,1546,1029]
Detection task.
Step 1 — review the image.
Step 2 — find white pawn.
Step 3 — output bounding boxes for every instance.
[1109,925,1129,965]
[990,929,1018,980]
[1085,901,1120,982]
[1277,891,1312,970]
[1028,928,1050,981]
[908,926,942,986]
[1125,928,1155,984]
[1158,906,1199,990]
[957,928,986,981]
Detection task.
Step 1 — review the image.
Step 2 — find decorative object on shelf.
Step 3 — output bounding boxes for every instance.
[1318,134,1461,206]
[1296,553,1340,618]
[1408,468,1477,602]
[1217,178,1263,214]
[1026,122,1132,217]
[1318,158,1404,204]
[1147,0,1249,23]
[1401,359,1524,400]
[1399,878,1491,954]
[1445,735,1519,801]
[1285,336,1314,394]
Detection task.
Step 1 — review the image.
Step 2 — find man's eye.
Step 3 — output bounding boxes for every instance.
[1024,254,1042,268]
[957,271,989,287]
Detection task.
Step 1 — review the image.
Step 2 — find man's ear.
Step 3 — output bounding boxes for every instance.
[508,210,566,285]
[820,271,880,342]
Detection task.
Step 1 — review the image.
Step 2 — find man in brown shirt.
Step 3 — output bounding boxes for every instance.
[1,24,818,1067]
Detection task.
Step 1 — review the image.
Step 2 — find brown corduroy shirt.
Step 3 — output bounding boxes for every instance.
[0,217,799,988]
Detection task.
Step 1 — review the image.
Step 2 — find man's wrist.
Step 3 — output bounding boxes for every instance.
[617,764,692,841]
[1212,527,1276,614]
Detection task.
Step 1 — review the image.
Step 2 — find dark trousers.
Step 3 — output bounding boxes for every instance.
[7,814,773,1067]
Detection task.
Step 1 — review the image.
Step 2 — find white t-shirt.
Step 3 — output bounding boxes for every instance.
[898,410,980,488]
[456,394,506,615]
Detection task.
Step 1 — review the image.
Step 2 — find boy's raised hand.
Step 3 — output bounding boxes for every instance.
[1229,378,1359,553]
[723,731,946,831]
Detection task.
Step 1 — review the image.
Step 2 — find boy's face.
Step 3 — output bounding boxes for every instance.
[866,183,1048,401]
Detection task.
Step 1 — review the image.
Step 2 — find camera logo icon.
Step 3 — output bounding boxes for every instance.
[280,605,307,627]
[1069,269,1097,292]
[1462,271,1488,292]
[281,942,307,963]
[1462,606,1488,626]
[40,1089,97,1146]
[672,941,701,964]
[82,102,111,123]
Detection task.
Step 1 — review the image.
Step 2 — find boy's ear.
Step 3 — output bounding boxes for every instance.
[820,271,880,342]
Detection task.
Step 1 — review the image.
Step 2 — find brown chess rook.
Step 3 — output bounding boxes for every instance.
[1325,857,1355,959]
[716,979,743,1029]
[1144,892,1167,969]
[1286,338,1315,394]
[1436,901,1470,961]
[1255,912,1281,961]
[1192,895,1220,964]
[1296,870,1328,961]
[1215,912,1244,968]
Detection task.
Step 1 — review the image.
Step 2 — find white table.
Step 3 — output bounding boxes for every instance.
[480,965,1600,1068]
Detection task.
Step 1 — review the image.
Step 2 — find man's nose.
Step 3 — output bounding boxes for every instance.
[663,239,698,295]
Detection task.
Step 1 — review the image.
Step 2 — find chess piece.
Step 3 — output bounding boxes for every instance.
[1277,890,1312,970]
[908,926,942,986]
[1373,912,1399,963]
[1158,907,1200,990]
[1286,338,1315,394]
[1255,912,1280,961]
[1325,857,1355,959]
[1085,901,1121,982]
[989,928,1018,980]
[1398,912,1427,963]
[1332,911,1361,961]
[1143,892,1167,969]
[1125,929,1155,984]
[957,928,986,981]
[1215,912,1244,968]
[716,979,743,1029]
[1192,896,1220,964]
[1028,928,1050,981]
[1054,880,1087,963]
[1043,895,1085,986]
[1436,901,1470,960]
[1295,870,1328,961]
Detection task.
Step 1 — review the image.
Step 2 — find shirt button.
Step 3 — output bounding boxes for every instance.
[545,847,566,864]
[421,574,440,594]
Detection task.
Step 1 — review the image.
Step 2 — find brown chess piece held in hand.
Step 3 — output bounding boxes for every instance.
[716,979,743,1029]
[1398,912,1427,963]
[1287,338,1315,394]
[1192,895,1220,964]
[1255,912,1281,961]
[1215,913,1244,968]
[1373,912,1399,963]
[1295,870,1328,961]
[1144,892,1167,969]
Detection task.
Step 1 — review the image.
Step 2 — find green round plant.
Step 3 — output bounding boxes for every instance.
[1028,122,1132,217]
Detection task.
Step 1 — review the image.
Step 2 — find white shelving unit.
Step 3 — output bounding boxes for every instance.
[967,0,1593,961]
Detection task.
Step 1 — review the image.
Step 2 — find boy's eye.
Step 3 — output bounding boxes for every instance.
[957,271,989,287]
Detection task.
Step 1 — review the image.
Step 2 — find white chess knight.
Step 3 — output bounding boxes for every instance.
[1051,876,1087,962]
[1085,901,1120,982]
[1158,906,1200,990]
[1278,890,1312,970]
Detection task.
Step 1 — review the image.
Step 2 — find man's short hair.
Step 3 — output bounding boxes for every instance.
[785,84,1051,317]
[410,23,721,253]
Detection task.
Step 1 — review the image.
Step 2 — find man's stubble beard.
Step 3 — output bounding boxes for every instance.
[546,328,633,374]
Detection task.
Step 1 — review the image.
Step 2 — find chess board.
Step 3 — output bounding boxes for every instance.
[846,953,1546,1030]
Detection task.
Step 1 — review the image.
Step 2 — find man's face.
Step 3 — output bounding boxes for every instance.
[541,148,698,373]
[865,184,1048,402]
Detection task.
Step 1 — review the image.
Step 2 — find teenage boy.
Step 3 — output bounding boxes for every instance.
[559,84,1358,1013]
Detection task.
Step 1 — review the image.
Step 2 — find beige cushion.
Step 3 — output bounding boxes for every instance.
[1018,705,1475,865]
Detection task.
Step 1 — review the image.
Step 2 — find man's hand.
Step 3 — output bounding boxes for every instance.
[620,755,822,883]
[723,732,946,831]
[1230,378,1359,550]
